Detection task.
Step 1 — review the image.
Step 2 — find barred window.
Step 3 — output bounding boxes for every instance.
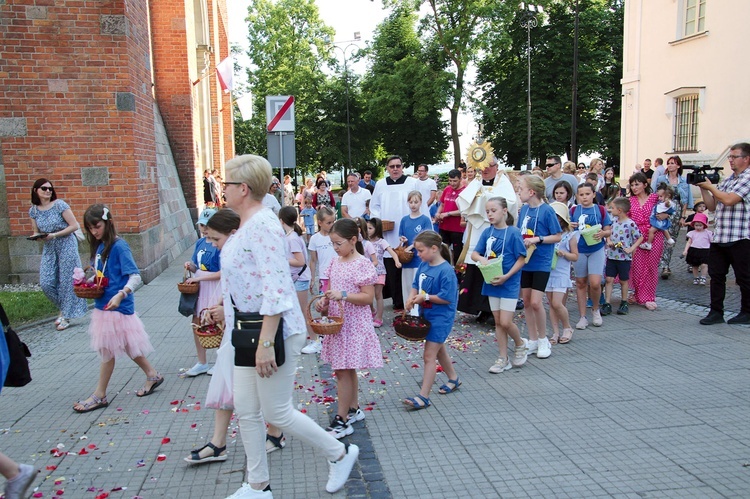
[674,94,699,153]
[684,0,706,36]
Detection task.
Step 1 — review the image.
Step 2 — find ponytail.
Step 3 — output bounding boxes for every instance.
[278,206,303,236]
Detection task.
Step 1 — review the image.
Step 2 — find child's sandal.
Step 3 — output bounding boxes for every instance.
[550,333,559,345]
[403,394,431,410]
[438,377,461,394]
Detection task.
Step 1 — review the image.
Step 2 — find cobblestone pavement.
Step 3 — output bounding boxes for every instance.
[1,245,748,498]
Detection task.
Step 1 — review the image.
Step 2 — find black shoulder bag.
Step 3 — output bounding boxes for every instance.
[0,303,32,387]
[231,297,285,368]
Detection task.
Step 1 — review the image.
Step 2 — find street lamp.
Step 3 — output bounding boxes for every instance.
[519,3,541,171]
[570,0,580,164]
[330,33,361,183]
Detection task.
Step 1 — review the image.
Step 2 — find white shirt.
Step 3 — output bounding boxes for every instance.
[262,193,281,214]
[341,187,372,218]
[370,176,419,253]
[416,177,437,216]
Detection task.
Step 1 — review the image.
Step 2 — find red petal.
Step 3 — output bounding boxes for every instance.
[46,465,57,471]
[156,454,167,461]
[161,437,171,444]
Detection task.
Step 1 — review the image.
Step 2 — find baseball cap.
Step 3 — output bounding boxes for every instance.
[197,207,217,226]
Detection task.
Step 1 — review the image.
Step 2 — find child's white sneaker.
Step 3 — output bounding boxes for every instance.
[666,238,675,246]
[639,242,652,250]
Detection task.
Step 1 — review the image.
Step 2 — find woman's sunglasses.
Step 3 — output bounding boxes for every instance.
[39,186,54,192]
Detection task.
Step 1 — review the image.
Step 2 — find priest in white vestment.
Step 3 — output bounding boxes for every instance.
[370,155,418,311]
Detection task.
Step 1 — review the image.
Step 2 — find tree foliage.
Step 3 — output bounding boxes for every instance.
[476,0,623,168]
[361,5,451,167]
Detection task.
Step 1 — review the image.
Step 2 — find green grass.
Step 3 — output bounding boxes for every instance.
[0,291,60,326]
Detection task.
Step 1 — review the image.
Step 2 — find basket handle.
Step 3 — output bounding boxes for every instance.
[183,268,193,282]
[308,294,329,320]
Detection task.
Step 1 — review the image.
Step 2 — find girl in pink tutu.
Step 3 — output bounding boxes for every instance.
[73,204,163,413]
[182,207,222,377]
[315,219,382,439]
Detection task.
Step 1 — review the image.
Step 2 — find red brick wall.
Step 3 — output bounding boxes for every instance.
[148,0,199,212]
[0,0,159,234]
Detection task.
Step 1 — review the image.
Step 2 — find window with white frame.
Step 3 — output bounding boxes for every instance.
[684,0,706,37]
[674,94,699,153]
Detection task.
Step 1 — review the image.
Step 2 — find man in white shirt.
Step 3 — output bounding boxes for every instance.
[544,155,579,200]
[370,155,418,311]
[415,164,437,216]
[341,172,371,219]
[650,157,666,191]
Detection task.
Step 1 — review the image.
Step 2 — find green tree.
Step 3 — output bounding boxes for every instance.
[476,0,623,168]
[235,0,334,177]
[362,5,451,166]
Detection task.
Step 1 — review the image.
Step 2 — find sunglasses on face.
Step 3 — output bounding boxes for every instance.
[39,186,54,192]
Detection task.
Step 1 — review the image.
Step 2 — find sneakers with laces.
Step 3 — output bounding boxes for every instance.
[616,302,629,315]
[4,464,37,499]
[586,298,593,308]
[301,339,322,354]
[347,407,365,423]
[185,362,210,377]
[666,238,675,246]
[699,276,707,286]
[575,317,588,330]
[511,338,529,367]
[488,357,512,374]
[225,483,273,498]
[526,340,538,355]
[326,415,353,439]
[693,277,701,285]
[600,302,612,316]
[592,309,603,327]
[639,242,652,250]
[536,337,551,359]
[326,443,359,493]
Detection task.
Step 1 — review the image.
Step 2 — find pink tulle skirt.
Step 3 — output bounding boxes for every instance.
[89,309,154,362]
[194,271,222,314]
[205,330,234,410]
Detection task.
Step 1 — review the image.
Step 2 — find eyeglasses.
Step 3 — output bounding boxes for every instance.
[545,163,557,167]
[488,163,499,168]
[39,186,54,192]
[728,155,748,160]
[388,164,403,169]
[222,181,244,188]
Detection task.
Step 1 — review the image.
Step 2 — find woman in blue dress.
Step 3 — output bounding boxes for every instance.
[29,178,87,330]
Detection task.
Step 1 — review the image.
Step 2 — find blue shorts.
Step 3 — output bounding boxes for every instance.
[605,260,631,281]
[305,224,314,234]
[294,280,309,292]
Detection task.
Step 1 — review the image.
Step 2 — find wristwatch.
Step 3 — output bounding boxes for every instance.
[341,291,348,301]
[261,340,275,348]
[424,293,430,302]
[538,235,545,244]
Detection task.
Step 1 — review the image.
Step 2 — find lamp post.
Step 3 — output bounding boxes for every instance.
[519,3,541,171]
[570,0,580,164]
[331,32,361,183]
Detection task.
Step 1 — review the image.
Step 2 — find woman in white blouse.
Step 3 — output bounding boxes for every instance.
[220,155,358,499]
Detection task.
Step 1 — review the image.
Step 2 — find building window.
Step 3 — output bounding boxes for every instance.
[674,94,699,153]
[684,0,706,36]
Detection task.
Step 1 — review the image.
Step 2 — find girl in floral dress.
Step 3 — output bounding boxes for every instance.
[316,219,381,439]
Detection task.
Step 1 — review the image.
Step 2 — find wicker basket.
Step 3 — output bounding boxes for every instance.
[73,284,105,299]
[193,309,224,349]
[178,269,200,294]
[308,295,343,336]
[393,312,430,341]
[381,220,395,232]
[393,245,414,264]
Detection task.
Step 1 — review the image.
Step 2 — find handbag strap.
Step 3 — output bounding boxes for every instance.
[0,302,9,328]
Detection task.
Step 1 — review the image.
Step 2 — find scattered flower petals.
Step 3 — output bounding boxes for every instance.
[156,454,167,462]
[46,465,57,471]
[161,437,171,444]
[170,400,180,405]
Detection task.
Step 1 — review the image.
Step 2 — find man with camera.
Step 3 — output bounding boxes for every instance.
[697,142,750,325]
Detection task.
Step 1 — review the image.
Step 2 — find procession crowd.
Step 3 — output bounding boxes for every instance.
[2,143,748,499]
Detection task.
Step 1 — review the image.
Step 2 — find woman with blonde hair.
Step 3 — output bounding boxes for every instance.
[220,155,358,497]
[589,158,606,191]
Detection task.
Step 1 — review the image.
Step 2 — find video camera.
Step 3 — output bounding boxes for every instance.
[684,164,721,185]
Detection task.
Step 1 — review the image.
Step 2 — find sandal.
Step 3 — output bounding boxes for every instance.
[56,318,70,331]
[183,442,227,464]
[559,328,574,345]
[403,394,431,410]
[265,433,286,454]
[645,301,657,311]
[73,394,109,413]
[438,377,461,395]
[136,374,164,397]
[549,333,559,345]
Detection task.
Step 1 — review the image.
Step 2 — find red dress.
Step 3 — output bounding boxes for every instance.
[629,193,662,304]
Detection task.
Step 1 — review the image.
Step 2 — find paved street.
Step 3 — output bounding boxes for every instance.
[2,237,749,498]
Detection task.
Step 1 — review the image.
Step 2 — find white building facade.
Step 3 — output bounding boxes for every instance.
[620,0,750,182]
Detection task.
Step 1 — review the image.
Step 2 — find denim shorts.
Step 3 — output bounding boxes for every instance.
[294,280,310,292]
